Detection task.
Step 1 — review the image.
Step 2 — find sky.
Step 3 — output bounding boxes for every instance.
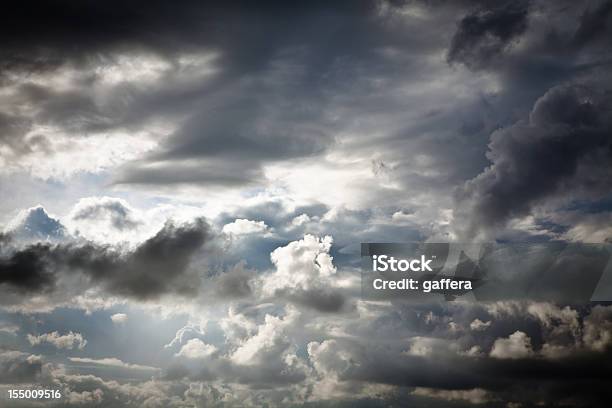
[1,0,612,406]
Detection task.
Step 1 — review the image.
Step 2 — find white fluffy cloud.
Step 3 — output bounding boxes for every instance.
[231,309,299,365]
[27,331,87,350]
[489,331,533,359]
[307,339,353,378]
[230,312,294,366]
[264,235,336,294]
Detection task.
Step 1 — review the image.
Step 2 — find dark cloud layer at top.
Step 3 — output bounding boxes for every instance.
[1,0,435,186]
[1,0,610,197]
[0,0,379,67]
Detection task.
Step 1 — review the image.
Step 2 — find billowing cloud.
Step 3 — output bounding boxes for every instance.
[266,235,336,291]
[583,305,612,352]
[261,235,348,312]
[0,217,210,302]
[5,206,66,242]
[489,331,533,359]
[455,85,612,239]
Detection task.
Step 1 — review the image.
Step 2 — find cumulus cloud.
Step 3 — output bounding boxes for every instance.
[261,235,347,312]
[489,331,533,359]
[265,235,335,292]
[5,206,66,242]
[583,305,612,352]
[230,312,295,366]
[225,307,309,387]
[27,331,87,350]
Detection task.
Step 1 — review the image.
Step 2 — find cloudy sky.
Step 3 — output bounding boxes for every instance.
[1,0,612,406]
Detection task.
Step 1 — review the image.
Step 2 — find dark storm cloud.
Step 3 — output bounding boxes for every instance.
[0,0,382,69]
[346,348,612,405]
[0,244,57,293]
[304,301,612,407]
[573,0,612,48]
[456,84,612,238]
[0,0,446,186]
[0,218,210,300]
[69,218,209,299]
[447,0,530,69]
[116,82,334,185]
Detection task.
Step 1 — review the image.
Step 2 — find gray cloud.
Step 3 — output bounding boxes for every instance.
[455,84,612,238]
[0,217,210,300]
[1,2,612,407]
[573,0,612,48]
[0,243,58,293]
[448,0,531,69]
[69,197,140,231]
